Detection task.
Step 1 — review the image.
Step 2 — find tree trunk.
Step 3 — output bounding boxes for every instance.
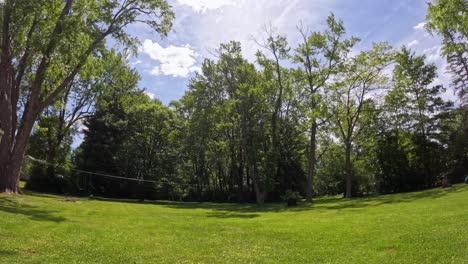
[0,78,40,193]
[344,141,352,198]
[241,125,265,204]
[305,121,317,202]
[250,163,266,204]
[0,150,22,193]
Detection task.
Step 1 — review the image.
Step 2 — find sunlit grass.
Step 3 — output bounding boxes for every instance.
[1,184,467,263]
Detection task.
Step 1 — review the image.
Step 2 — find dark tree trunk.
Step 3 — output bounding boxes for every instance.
[344,141,352,198]
[244,145,266,204]
[241,126,265,204]
[305,120,317,202]
[0,154,21,193]
[0,134,25,193]
[250,164,266,204]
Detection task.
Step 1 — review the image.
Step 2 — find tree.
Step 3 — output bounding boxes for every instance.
[389,47,453,188]
[426,0,468,103]
[74,51,141,184]
[0,0,174,193]
[293,14,357,202]
[179,42,272,203]
[329,42,394,198]
[27,50,135,191]
[255,28,291,203]
[426,2,468,183]
[119,98,181,198]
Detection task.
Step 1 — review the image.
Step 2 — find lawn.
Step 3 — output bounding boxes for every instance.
[0,185,467,263]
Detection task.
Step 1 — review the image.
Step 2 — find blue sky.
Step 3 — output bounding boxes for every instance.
[123,0,454,105]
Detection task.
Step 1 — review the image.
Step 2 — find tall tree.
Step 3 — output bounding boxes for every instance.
[255,29,290,202]
[391,47,453,187]
[426,0,468,103]
[27,50,135,190]
[178,41,297,204]
[329,42,394,198]
[293,14,358,202]
[0,0,174,193]
[76,52,141,177]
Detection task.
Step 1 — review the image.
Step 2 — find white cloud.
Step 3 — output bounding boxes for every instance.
[130,60,142,67]
[176,0,241,13]
[413,22,426,30]
[142,39,199,78]
[186,0,337,61]
[407,40,419,47]
[423,45,443,62]
[144,91,156,100]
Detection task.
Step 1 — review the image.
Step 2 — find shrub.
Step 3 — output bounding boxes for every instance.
[281,190,302,206]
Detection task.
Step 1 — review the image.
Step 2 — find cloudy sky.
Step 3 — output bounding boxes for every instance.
[125,0,454,104]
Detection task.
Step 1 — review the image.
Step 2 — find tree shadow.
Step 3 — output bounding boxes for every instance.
[0,197,67,223]
[87,184,467,218]
[0,249,18,257]
[206,212,260,219]
[20,189,61,199]
[322,184,466,210]
[90,196,316,217]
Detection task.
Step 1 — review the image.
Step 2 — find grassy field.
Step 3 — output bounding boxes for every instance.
[0,185,467,263]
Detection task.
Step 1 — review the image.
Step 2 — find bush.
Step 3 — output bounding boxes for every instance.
[281,190,302,206]
[464,175,468,184]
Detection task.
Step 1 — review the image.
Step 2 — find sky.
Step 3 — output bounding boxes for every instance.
[123,0,456,105]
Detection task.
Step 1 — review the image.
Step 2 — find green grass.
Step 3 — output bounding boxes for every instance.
[1,185,467,263]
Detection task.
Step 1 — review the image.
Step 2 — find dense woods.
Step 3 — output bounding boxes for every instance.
[1,0,467,204]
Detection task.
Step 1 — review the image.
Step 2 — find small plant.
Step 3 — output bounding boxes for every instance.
[281,190,302,206]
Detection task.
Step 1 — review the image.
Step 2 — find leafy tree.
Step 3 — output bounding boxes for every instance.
[293,14,357,202]
[329,42,394,198]
[255,29,291,203]
[442,106,468,183]
[426,1,468,184]
[76,90,181,198]
[26,50,128,190]
[74,53,141,194]
[0,0,174,193]
[380,47,454,190]
[179,42,271,203]
[426,0,468,103]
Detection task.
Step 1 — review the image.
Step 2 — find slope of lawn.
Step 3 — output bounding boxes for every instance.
[0,184,467,264]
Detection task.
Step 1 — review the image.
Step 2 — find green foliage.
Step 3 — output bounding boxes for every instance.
[328,42,395,197]
[376,47,456,193]
[19,10,467,202]
[426,0,468,102]
[281,190,302,206]
[0,0,175,193]
[75,79,182,198]
[292,14,358,201]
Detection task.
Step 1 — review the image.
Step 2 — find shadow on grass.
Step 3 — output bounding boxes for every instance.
[0,249,18,258]
[0,197,67,223]
[23,184,466,219]
[322,185,466,210]
[20,189,64,199]
[206,212,260,219]
[90,196,316,218]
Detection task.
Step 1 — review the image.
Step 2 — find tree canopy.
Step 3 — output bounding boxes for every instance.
[0,3,467,204]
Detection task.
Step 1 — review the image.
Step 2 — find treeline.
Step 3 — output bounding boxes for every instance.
[21,2,468,203]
